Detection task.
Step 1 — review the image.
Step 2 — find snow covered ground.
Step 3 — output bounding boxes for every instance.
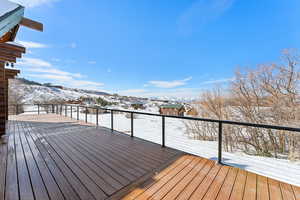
[20,106,300,186]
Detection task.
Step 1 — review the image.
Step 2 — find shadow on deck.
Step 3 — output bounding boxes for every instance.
[1,114,299,200]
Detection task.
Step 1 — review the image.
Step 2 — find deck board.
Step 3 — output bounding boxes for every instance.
[20,121,65,200]
[257,175,269,200]
[161,158,207,200]
[229,169,247,200]
[215,167,239,200]
[26,123,82,200]
[268,178,283,200]
[202,165,230,200]
[5,121,19,200]
[48,134,119,194]
[149,157,201,199]
[243,172,257,200]
[17,121,50,200]
[15,122,35,200]
[292,186,300,200]
[176,159,215,200]
[1,114,299,200]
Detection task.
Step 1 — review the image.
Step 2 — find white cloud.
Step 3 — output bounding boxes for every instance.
[27,73,105,90]
[143,88,202,99]
[28,74,72,81]
[88,61,97,65]
[11,0,60,8]
[17,56,104,90]
[117,87,202,100]
[17,40,48,48]
[148,76,192,88]
[70,42,77,48]
[178,0,235,35]
[26,67,83,78]
[119,77,233,99]
[201,77,234,85]
[18,57,52,67]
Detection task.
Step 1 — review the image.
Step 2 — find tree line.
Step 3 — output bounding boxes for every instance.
[185,49,300,161]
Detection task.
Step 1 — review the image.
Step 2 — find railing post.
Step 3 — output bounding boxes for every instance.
[71,106,73,118]
[218,121,223,165]
[77,106,79,120]
[162,116,165,147]
[96,108,99,126]
[131,112,134,137]
[65,105,67,116]
[111,110,114,132]
[85,107,88,123]
[38,104,40,115]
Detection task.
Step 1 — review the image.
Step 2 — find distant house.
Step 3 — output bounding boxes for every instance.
[65,100,81,104]
[131,101,145,110]
[159,104,185,116]
[79,96,95,105]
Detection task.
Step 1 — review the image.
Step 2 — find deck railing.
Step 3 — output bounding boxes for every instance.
[8,103,300,165]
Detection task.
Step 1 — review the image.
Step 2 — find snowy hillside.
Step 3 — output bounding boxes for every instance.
[9,78,109,103]
[9,78,184,113]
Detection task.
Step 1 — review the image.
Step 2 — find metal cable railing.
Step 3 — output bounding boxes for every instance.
[8,104,300,164]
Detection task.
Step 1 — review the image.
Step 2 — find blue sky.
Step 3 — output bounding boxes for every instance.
[10,0,300,98]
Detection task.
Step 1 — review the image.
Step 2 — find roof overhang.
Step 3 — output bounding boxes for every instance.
[0,1,24,38]
[5,68,20,79]
[0,42,25,63]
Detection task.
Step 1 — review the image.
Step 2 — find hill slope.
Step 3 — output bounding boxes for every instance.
[9,78,110,103]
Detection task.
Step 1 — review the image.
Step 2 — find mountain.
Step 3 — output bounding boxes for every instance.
[9,78,193,115]
[9,78,111,104]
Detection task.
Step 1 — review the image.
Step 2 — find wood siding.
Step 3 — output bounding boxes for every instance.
[159,108,185,116]
[0,62,5,136]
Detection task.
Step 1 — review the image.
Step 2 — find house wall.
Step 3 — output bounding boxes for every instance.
[0,62,5,136]
[131,104,144,110]
[159,108,185,116]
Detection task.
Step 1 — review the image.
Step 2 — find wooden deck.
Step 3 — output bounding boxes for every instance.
[1,114,299,200]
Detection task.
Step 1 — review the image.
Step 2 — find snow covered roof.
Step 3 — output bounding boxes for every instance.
[6,41,25,47]
[0,0,24,37]
[160,104,184,109]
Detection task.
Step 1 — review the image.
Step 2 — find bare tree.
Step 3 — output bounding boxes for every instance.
[186,49,300,160]
[8,81,25,114]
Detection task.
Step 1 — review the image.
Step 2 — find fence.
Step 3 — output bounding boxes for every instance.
[8,104,300,165]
